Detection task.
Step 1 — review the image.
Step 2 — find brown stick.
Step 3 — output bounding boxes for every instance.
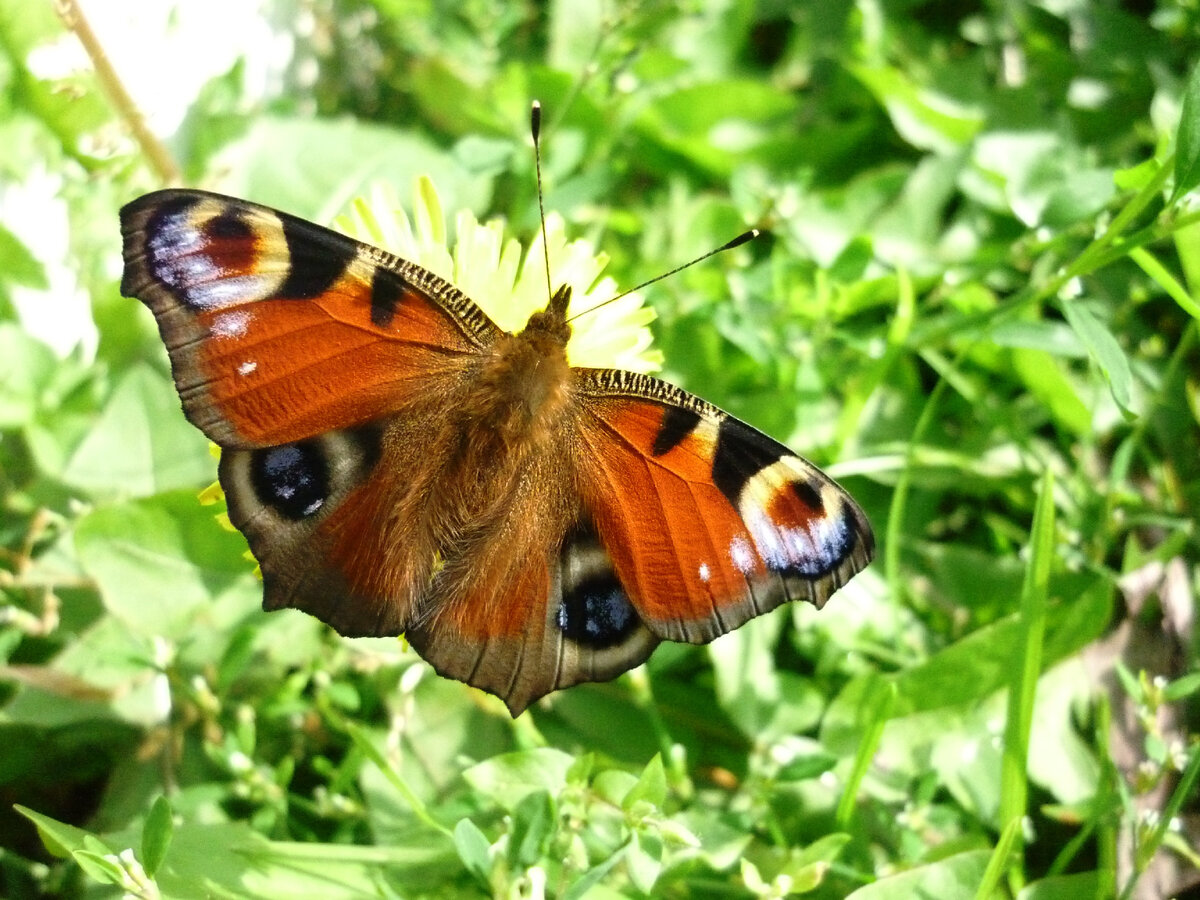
[54,0,182,184]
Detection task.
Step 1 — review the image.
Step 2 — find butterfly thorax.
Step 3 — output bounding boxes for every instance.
[459,286,575,449]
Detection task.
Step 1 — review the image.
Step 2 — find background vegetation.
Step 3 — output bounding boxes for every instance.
[1,0,1198,897]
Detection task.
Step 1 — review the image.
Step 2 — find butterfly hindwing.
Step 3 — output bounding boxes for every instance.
[120,189,500,448]
[406,517,659,715]
[575,370,874,644]
[218,420,424,637]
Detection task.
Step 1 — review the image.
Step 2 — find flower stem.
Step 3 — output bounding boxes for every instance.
[55,0,181,184]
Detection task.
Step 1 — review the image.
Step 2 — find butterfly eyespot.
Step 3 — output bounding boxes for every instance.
[557,573,638,648]
[557,523,642,649]
[142,196,287,312]
[250,442,329,520]
[743,504,855,578]
[205,211,254,242]
[789,480,824,513]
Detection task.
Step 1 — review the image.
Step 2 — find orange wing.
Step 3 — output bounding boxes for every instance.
[576,370,874,644]
[120,189,500,448]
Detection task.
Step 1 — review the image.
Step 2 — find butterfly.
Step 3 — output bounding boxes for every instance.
[120,188,874,715]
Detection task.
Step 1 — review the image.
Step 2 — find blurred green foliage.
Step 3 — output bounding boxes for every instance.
[1,0,1198,897]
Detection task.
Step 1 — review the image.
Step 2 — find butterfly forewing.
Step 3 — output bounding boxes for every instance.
[120,189,498,448]
[576,370,874,643]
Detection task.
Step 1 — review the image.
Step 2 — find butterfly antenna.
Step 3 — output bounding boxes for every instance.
[564,228,762,324]
[531,101,554,305]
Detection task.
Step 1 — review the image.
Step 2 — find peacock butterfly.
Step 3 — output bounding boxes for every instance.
[119,167,874,715]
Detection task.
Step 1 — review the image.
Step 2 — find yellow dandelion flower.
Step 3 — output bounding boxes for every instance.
[334,176,663,373]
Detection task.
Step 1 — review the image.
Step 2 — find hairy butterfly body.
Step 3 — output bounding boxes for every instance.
[120,188,874,714]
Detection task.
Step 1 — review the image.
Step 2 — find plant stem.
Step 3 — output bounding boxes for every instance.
[55,0,181,184]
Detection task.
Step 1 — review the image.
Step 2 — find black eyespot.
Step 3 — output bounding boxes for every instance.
[250,442,328,519]
[557,571,637,648]
[204,211,253,241]
[791,479,824,513]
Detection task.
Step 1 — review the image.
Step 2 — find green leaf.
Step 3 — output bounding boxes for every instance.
[1011,348,1091,437]
[142,795,174,878]
[635,80,798,175]
[627,830,663,895]
[1039,167,1115,229]
[0,221,47,288]
[453,818,492,885]
[0,324,59,428]
[60,364,213,494]
[622,754,667,811]
[846,850,991,899]
[849,63,984,154]
[1164,672,1200,702]
[211,116,495,225]
[14,804,101,858]
[991,320,1086,357]
[592,769,639,806]
[1114,156,1160,193]
[561,846,628,900]
[825,576,1112,726]
[776,750,838,783]
[74,492,257,638]
[462,749,574,810]
[1017,872,1101,900]
[1027,665,1101,805]
[72,850,126,887]
[507,790,555,868]
[1172,60,1200,203]
[972,131,1111,226]
[154,822,439,898]
[1114,662,1142,701]
[1000,469,1056,845]
[1061,300,1134,416]
[829,235,874,283]
[343,720,450,836]
[708,613,782,735]
[836,677,895,828]
[785,861,828,893]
